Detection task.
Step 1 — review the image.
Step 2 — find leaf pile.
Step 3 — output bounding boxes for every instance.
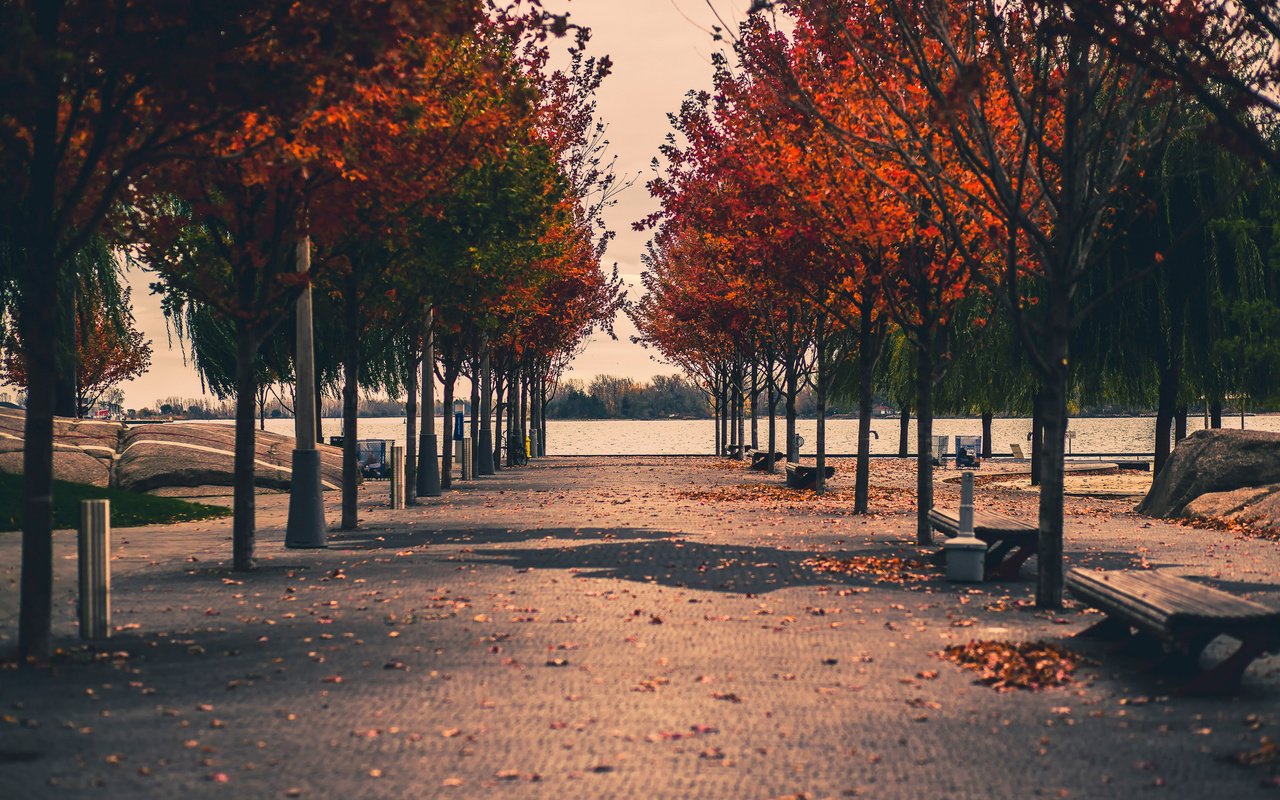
[1231,736,1279,768]
[938,640,1080,691]
[801,555,932,584]
[675,483,915,514]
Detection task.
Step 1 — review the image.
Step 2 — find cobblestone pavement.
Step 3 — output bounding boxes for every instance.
[2,456,1279,799]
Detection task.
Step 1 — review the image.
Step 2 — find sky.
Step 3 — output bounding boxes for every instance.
[114,0,752,410]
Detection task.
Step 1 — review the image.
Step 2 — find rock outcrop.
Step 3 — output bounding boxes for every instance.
[1138,429,1280,522]
[0,410,342,491]
[0,409,118,487]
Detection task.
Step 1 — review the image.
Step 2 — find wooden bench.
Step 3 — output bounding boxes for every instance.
[784,463,836,489]
[1066,568,1280,694]
[928,507,1038,581]
[751,451,784,471]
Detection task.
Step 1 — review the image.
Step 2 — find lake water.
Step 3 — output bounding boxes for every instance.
[246,414,1280,456]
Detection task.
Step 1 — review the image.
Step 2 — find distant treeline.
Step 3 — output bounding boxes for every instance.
[546,375,710,419]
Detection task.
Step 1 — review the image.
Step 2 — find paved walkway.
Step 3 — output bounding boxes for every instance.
[2,456,1278,798]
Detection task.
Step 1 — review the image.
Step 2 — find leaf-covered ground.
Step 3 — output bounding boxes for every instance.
[1,455,1277,798]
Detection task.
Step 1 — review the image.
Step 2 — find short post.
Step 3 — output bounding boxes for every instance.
[390,444,405,510]
[945,471,985,582]
[79,500,111,640]
[460,437,473,481]
[959,470,974,535]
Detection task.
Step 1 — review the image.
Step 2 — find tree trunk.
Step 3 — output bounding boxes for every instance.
[340,285,360,530]
[1174,404,1188,442]
[441,364,457,489]
[18,14,65,656]
[915,345,934,545]
[1037,355,1069,610]
[1210,399,1223,428]
[735,365,746,460]
[981,411,993,459]
[814,343,827,495]
[855,332,876,514]
[416,314,440,497]
[711,374,720,456]
[767,369,779,473]
[538,374,549,456]
[785,359,799,464]
[1031,392,1043,487]
[17,241,58,658]
[477,347,494,475]
[470,356,480,444]
[750,361,759,450]
[233,321,259,569]
[1153,363,1177,476]
[404,345,418,505]
[492,363,505,471]
[898,406,909,457]
[719,373,730,457]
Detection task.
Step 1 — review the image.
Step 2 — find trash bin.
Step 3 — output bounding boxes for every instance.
[329,436,344,448]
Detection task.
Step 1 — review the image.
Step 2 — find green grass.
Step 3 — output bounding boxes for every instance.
[0,472,230,532]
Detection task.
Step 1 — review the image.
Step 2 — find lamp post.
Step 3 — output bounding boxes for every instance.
[286,235,327,548]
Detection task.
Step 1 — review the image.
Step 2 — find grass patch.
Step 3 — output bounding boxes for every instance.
[0,472,229,531]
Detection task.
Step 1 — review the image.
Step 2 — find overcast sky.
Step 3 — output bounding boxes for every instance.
[115,1,751,409]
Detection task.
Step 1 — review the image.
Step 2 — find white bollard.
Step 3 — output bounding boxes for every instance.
[79,499,111,639]
[390,444,405,510]
[945,471,985,582]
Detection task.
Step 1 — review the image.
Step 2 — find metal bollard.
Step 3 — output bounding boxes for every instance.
[460,437,473,481]
[79,499,111,640]
[959,470,975,535]
[390,444,405,509]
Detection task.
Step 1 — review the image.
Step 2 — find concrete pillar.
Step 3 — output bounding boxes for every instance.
[78,500,110,639]
[286,235,328,549]
[460,437,473,481]
[390,444,405,510]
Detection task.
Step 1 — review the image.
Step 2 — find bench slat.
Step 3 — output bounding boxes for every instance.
[929,508,1037,538]
[1069,569,1277,621]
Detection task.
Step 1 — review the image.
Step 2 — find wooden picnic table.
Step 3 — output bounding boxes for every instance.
[928,507,1038,581]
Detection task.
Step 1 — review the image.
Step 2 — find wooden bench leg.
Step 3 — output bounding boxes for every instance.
[985,543,1037,581]
[1176,636,1274,696]
[1076,616,1132,641]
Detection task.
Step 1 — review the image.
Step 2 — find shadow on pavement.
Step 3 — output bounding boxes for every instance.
[327,526,678,550]
[461,537,956,595]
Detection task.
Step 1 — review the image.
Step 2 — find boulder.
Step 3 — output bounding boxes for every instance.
[1138,429,1280,518]
[0,410,342,492]
[0,409,120,487]
[117,422,343,492]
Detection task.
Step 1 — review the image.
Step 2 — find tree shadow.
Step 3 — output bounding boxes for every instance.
[459,537,954,595]
[326,526,679,551]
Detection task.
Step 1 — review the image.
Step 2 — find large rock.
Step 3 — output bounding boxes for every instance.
[0,409,120,487]
[1184,483,1280,530]
[0,410,342,492]
[1138,429,1280,517]
[116,422,343,492]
